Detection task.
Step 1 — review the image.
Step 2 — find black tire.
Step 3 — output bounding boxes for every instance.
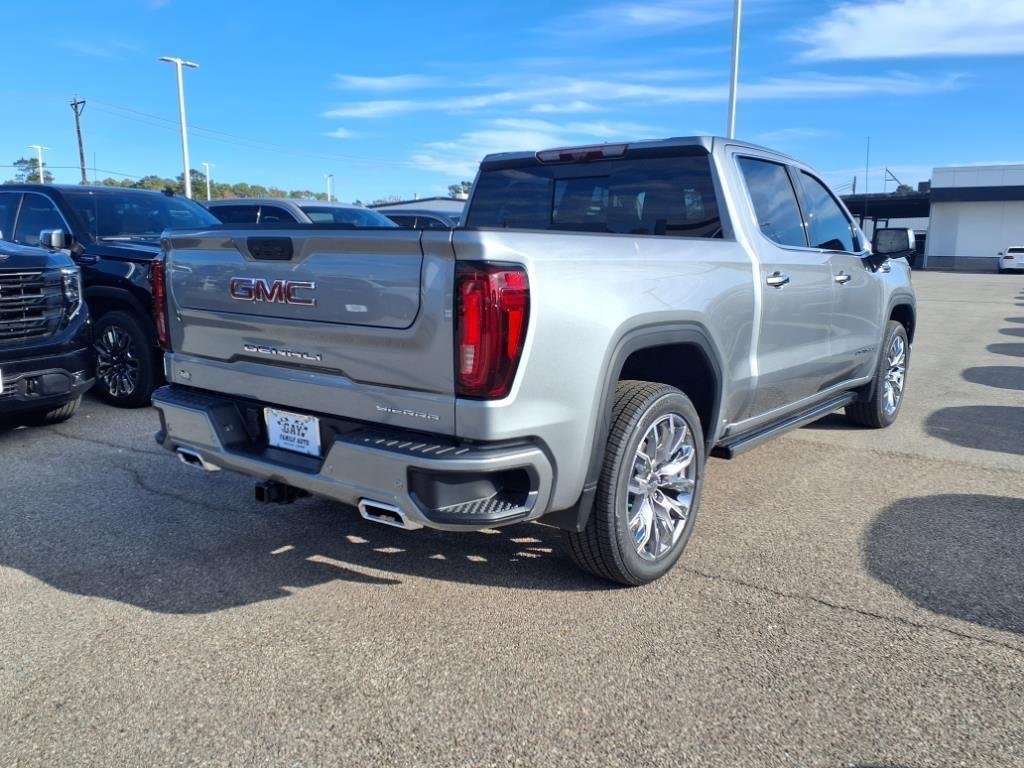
[93,310,157,408]
[845,320,909,428]
[25,396,81,425]
[564,380,705,586]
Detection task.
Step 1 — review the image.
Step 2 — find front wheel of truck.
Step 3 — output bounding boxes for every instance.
[564,380,705,586]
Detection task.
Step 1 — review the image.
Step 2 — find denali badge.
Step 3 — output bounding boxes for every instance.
[230,277,316,306]
[243,343,322,362]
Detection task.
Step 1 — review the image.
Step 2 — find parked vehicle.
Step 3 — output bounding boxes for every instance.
[381,209,462,229]
[998,246,1024,272]
[0,240,93,424]
[0,184,220,407]
[205,198,397,228]
[151,136,917,585]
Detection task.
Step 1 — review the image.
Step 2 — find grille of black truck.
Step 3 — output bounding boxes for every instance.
[0,269,64,345]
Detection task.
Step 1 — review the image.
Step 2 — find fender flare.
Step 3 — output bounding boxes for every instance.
[544,323,724,532]
[84,286,157,346]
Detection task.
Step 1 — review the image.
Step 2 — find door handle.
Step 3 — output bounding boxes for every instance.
[75,254,99,265]
[834,272,851,285]
[765,271,790,288]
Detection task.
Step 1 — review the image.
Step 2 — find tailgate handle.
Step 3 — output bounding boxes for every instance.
[247,237,293,261]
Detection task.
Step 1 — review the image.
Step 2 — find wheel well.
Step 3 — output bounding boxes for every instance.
[618,343,718,440]
[890,303,916,343]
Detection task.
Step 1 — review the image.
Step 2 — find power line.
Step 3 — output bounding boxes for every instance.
[87,97,416,168]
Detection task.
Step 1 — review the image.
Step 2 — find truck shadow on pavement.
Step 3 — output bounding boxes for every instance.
[0,451,603,614]
[999,327,1024,337]
[987,342,1024,358]
[961,366,1024,391]
[924,405,1024,455]
[864,494,1024,635]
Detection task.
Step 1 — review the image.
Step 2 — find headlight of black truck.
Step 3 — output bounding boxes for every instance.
[61,266,83,323]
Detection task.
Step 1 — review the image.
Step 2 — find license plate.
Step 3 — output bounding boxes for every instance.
[265,408,321,457]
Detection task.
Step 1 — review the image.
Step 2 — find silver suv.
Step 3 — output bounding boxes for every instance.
[152,136,916,585]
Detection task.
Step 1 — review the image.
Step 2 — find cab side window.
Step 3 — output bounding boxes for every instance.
[797,172,857,252]
[0,192,20,240]
[737,157,807,248]
[13,194,64,246]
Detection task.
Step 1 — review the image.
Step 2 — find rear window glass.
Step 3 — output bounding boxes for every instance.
[299,206,397,228]
[1008,247,1024,254]
[208,204,259,224]
[466,154,722,238]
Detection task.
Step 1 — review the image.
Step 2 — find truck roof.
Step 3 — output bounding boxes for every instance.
[480,135,797,167]
[0,183,180,197]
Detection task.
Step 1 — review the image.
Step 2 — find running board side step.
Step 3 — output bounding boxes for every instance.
[711,392,856,460]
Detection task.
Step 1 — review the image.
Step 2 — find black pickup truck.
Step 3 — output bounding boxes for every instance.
[0,185,220,407]
[0,241,93,423]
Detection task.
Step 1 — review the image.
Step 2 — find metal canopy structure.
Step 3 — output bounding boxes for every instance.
[841,192,931,223]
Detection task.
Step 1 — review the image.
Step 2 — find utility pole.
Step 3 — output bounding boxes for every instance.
[726,0,743,138]
[70,96,88,184]
[28,144,49,183]
[325,173,334,202]
[201,161,213,200]
[159,56,199,198]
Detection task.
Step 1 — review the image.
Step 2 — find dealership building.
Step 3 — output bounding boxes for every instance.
[844,163,1024,271]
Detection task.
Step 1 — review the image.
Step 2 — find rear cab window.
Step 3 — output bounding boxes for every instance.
[465,148,723,238]
[737,157,807,248]
[0,192,20,240]
[208,205,260,224]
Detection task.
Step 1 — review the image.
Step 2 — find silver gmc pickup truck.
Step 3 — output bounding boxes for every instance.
[152,136,916,585]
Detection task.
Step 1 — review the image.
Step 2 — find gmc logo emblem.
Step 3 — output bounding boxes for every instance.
[229,277,317,306]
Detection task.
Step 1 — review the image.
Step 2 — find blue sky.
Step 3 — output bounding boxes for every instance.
[3,0,1023,201]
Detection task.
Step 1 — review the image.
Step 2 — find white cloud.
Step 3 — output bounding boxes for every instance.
[753,128,836,144]
[409,118,664,177]
[545,1,729,37]
[335,74,439,91]
[323,127,357,139]
[326,72,957,120]
[324,100,419,118]
[528,100,602,114]
[799,0,1024,60]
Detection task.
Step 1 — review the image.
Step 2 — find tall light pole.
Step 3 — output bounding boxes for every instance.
[28,144,49,183]
[726,0,743,139]
[159,56,199,198]
[201,161,213,200]
[325,173,334,202]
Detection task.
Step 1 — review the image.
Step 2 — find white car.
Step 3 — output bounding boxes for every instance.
[998,246,1024,272]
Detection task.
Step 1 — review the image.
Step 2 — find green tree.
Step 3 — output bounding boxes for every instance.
[7,156,54,184]
[894,184,914,195]
[448,180,472,198]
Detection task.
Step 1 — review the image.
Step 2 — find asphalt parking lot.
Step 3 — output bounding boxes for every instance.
[2,270,1023,767]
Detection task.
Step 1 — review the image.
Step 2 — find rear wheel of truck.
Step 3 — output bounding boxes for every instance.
[564,380,705,586]
[845,320,909,429]
[93,310,157,409]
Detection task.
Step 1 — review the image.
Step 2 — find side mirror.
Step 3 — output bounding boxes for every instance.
[872,227,916,258]
[39,229,70,250]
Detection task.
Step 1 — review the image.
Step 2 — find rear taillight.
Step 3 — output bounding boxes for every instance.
[455,263,529,399]
[150,259,170,351]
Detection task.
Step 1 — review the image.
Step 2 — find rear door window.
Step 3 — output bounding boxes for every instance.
[13,194,64,246]
[796,171,858,252]
[466,153,722,238]
[0,192,20,240]
[737,157,807,248]
[209,204,259,224]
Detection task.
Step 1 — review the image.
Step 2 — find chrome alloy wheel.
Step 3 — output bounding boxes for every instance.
[95,325,140,399]
[882,334,907,416]
[626,413,697,561]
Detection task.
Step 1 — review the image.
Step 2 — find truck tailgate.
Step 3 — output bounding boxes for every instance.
[163,228,457,433]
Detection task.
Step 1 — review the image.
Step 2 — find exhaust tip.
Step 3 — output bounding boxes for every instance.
[176,447,221,472]
[358,499,422,531]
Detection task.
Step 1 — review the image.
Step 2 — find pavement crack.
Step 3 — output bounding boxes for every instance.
[683,565,1024,657]
[49,428,165,457]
